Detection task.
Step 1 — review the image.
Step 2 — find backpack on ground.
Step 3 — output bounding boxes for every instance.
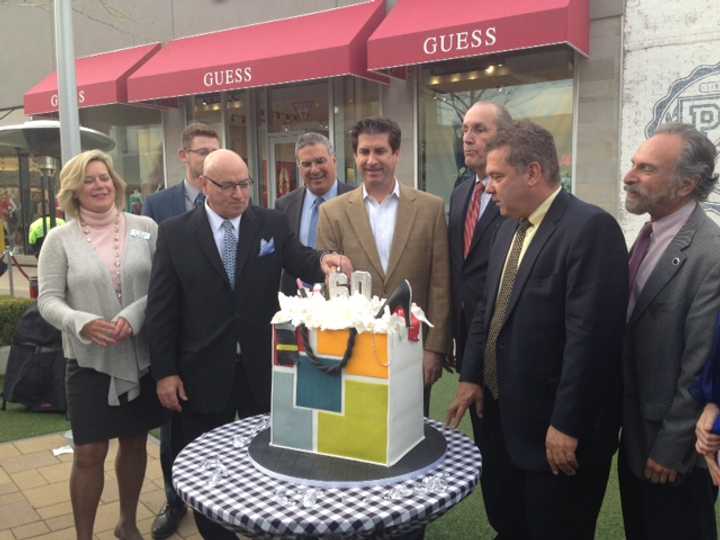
[1,303,66,412]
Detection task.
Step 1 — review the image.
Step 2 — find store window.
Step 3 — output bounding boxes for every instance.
[332,77,381,184]
[189,93,224,138]
[256,81,330,208]
[226,90,250,164]
[80,105,164,215]
[418,48,575,207]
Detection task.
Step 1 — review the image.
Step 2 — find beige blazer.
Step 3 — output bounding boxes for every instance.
[38,213,157,405]
[317,183,450,354]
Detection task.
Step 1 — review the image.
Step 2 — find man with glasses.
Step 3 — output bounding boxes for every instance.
[143,122,220,224]
[275,132,355,296]
[143,122,220,539]
[145,149,350,540]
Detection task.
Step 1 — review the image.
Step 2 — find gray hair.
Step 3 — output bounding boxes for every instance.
[295,132,334,157]
[471,100,513,131]
[655,122,718,201]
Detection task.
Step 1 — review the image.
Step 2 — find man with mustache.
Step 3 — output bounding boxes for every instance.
[620,123,720,540]
[275,132,355,295]
[317,117,450,417]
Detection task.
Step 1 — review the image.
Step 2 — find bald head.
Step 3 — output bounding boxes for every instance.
[201,149,252,219]
[203,149,249,179]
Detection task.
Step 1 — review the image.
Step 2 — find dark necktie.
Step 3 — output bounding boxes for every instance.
[628,222,652,292]
[306,196,325,248]
[484,220,531,398]
[194,192,206,208]
[464,182,483,258]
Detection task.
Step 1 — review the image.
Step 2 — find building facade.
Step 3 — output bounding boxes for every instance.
[1,0,632,250]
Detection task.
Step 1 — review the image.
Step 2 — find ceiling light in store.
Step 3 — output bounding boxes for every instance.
[497,63,504,68]
[467,71,479,80]
[212,104,221,111]
[430,77,441,85]
[450,74,461,83]
[485,65,496,75]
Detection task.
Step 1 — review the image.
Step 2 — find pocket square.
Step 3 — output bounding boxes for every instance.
[259,237,276,256]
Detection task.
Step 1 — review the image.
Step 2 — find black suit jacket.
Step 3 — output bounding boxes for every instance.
[143,182,187,224]
[448,173,504,372]
[275,182,355,296]
[461,190,628,471]
[145,205,324,414]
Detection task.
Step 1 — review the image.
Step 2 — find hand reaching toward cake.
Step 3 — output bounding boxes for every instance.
[320,252,353,277]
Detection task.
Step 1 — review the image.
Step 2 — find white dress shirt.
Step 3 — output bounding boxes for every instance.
[363,180,400,274]
[475,174,493,219]
[205,201,242,258]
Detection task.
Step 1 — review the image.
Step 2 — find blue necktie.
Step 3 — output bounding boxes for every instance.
[221,220,237,289]
[306,197,324,248]
[194,193,206,208]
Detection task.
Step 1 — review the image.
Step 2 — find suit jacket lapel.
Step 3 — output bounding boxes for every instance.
[344,188,385,278]
[192,208,228,285]
[174,182,188,216]
[235,206,260,282]
[468,200,499,258]
[628,206,701,325]
[288,188,305,235]
[385,185,417,282]
[503,190,568,322]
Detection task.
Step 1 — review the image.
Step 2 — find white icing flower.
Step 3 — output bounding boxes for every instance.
[271,292,432,334]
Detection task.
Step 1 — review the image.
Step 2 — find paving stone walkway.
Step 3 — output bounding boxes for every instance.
[0,433,201,540]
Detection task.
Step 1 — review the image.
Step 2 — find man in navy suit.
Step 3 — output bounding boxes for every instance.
[143,123,220,224]
[448,121,628,539]
[275,132,354,295]
[143,122,219,539]
[146,149,348,539]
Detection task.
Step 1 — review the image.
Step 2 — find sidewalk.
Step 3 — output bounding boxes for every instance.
[0,255,36,299]
[0,434,200,540]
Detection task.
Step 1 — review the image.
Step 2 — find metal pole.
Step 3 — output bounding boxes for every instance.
[6,250,14,298]
[54,0,81,165]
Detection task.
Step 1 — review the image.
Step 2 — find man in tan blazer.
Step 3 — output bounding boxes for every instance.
[317,117,450,416]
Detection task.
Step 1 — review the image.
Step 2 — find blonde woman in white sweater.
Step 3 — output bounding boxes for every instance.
[38,150,165,540]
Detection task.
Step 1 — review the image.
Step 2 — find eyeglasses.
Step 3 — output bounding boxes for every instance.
[203,175,254,192]
[185,148,215,157]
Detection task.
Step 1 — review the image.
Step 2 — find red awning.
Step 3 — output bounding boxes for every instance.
[127,1,387,103]
[367,0,589,72]
[24,44,161,116]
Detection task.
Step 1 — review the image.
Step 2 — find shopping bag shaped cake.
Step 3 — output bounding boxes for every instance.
[269,274,426,467]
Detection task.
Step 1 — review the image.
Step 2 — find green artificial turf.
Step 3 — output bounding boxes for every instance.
[0,375,71,443]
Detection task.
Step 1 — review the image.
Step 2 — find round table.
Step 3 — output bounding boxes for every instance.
[173,415,481,539]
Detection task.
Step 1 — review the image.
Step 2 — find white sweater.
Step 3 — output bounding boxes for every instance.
[38,213,157,405]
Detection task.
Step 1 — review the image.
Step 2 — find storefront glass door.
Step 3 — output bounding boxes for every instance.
[268,135,300,207]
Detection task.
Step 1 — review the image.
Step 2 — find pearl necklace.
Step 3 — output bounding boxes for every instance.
[79,209,122,303]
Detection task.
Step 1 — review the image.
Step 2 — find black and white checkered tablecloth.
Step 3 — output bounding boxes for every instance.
[173,415,481,539]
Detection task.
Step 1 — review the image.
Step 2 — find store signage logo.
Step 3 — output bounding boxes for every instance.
[422,27,496,56]
[648,62,720,214]
[202,67,253,88]
[50,90,85,108]
[647,62,720,144]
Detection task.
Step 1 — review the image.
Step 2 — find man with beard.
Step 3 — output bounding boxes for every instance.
[620,123,720,540]
[275,132,355,295]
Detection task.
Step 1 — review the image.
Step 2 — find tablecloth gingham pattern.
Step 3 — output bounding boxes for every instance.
[173,415,482,539]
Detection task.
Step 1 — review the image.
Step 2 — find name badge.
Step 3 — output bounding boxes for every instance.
[129,229,151,240]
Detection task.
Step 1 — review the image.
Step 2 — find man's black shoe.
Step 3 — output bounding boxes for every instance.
[151,503,187,539]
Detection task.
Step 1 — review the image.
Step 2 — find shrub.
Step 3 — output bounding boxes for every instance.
[0,297,35,346]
